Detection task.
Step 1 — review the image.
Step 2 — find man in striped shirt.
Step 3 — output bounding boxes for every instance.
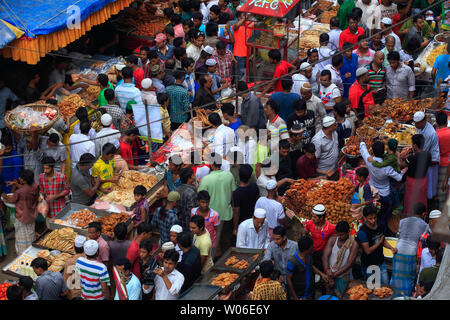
[76,240,111,300]
[114,67,144,113]
[366,51,387,105]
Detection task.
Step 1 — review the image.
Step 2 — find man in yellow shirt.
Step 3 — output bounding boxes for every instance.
[190,215,214,274]
[92,143,120,194]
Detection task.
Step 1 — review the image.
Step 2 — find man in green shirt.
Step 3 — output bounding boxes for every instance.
[79,73,114,106]
[417,247,443,291]
[399,17,434,48]
[337,0,356,30]
[198,153,236,256]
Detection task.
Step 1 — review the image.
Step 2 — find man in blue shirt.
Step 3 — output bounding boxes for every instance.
[0,135,23,195]
[340,42,358,98]
[269,77,301,122]
[431,43,450,90]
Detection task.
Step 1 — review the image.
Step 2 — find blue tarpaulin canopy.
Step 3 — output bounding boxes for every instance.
[0,0,132,64]
[0,0,118,37]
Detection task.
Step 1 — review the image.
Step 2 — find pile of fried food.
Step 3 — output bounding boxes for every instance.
[37,250,72,272]
[283,178,355,222]
[58,94,86,118]
[426,45,447,67]
[211,272,239,288]
[194,109,212,127]
[300,30,321,49]
[371,98,424,122]
[342,135,373,157]
[319,9,338,23]
[38,228,78,254]
[252,254,259,261]
[225,256,249,270]
[373,287,393,298]
[347,285,372,300]
[363,116,385,129]
[79,85,100,102]
[55,209,97,228]
[356,125,378,139]
[100,171,158,207]
[94,212,130,238]
[134,18,169,37]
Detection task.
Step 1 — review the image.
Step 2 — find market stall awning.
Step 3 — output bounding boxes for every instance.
[0,20,24,49]
[0,0,132,64]
[239,0,301,17]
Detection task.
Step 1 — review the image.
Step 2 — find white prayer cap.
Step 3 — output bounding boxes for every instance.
[74,235,87,248]
[83,240,99,256]
[253,208,266,219]
[413,111,425,122]
[381,17,392,25]
[170,224,183,233]
[429,210,441,219]
[312,204,326,216]
[203,45,215,55]
[266,180,277,190]
[141,78,152,89]
[161,242,175,251]
[356,67,368,77]
[322,116,336,128]
[300,62,311,70]
[301,82,312,91]
[205,58,217,66]
[101,113,112,126]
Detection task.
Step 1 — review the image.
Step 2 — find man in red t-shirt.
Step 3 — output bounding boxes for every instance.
[126,223,152,280]
[349,67,375,116]
[259,49,295,97]
[304,204,336,271]
[126,54,145,89]
[339,13,365,50]
[119,127,142,170]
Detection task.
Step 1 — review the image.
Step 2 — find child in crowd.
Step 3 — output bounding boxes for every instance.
[368,139,400,172]
[133,185,149,228]
[191,190,220,250]
[139,239,159,300]
[221,103,241,131]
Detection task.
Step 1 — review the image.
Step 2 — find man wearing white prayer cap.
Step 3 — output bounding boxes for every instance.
[236,208,270,249]
[169,224,184,262]
[255,180,286,238]
[64,235,87,299]
[94,112,121,158]
[311,113,339,179]
[413,110,441,202]
[417,210,443,260]
[291,62,313,94]
[304,204,336,271]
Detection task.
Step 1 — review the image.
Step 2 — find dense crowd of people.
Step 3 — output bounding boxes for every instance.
[0,0,449,301]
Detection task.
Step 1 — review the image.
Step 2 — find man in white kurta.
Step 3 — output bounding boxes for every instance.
[236,208,270,249]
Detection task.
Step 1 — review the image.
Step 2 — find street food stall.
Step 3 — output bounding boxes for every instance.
[238,0,302,83]
[179,247,264,300]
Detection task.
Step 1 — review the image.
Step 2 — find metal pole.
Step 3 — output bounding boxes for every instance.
[144,101,152,163]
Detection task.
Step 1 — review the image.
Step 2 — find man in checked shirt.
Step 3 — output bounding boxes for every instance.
[38,156,70,218]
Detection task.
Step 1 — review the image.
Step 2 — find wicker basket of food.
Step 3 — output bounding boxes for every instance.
[5,103,61,135]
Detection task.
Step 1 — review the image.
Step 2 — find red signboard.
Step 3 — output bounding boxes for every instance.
[239,0,300,17]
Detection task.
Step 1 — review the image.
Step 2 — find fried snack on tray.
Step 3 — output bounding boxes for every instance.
[363,116,385,129]
[252,254,259,261]
[426,45,447,67]
[373,287,393,298]
[94,212,130,238]
[194,109,211,126]
[63,209,97,228]
[38,228,78,254]
[283,178,355,223]
[58,94,86,118]
[48,253,72,272]
[211,273,239,288]
[347,285,372,300]
[225,256,240,266]
[356,125,378,139]
[232,259,249,270]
